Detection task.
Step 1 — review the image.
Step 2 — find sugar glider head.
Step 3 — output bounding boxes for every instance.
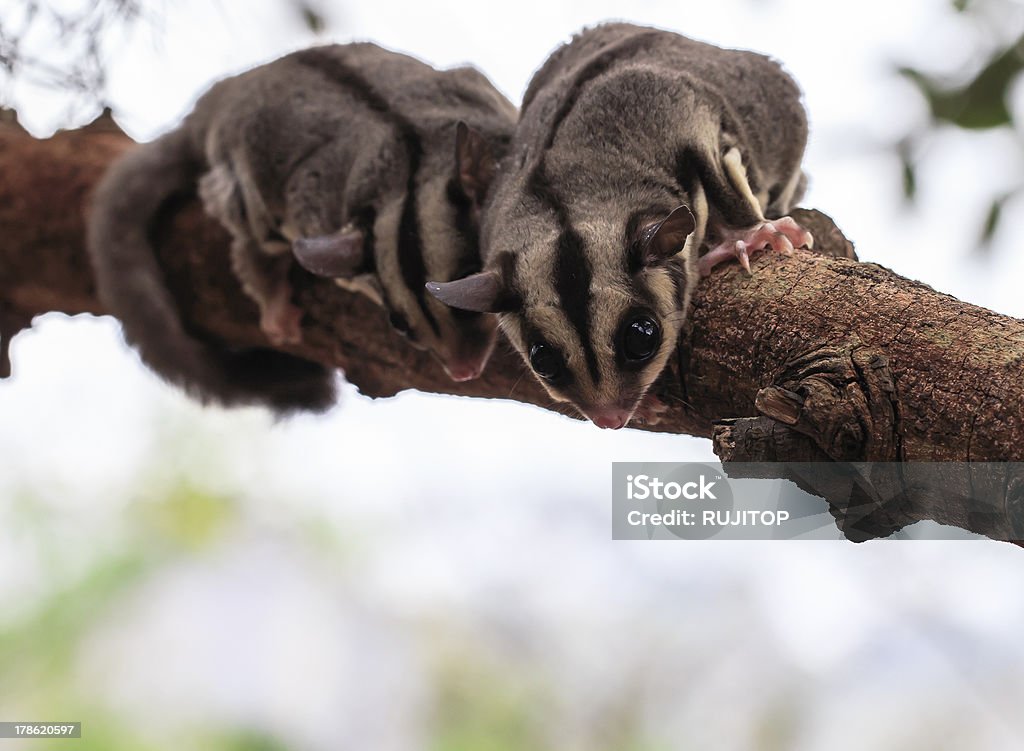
[294,122,501,382]
[427,200,697,428]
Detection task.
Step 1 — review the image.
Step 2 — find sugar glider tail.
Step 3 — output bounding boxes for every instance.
[87,128,336,414]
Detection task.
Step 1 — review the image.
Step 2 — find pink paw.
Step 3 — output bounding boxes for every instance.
[698,216,814,276]
[630,394,669,427]
[260,301,304,347]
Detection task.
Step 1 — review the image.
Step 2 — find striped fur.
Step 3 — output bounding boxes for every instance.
[431,23,808,425]
[89,43,516,410]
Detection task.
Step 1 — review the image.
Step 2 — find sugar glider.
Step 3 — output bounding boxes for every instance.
[88,43,515,412]
[427,23,812,428]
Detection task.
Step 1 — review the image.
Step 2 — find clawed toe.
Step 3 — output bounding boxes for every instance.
[736,240,751,273]
[771,216,814,250]
[701,216,814,276]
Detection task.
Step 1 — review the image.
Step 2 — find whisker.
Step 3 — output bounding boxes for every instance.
[658,391,697,411]
[507,369,528,398]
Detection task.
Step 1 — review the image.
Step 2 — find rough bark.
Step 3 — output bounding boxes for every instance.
[3,115,1024,541]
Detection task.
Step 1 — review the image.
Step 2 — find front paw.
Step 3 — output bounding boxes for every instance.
[699,216,814,276]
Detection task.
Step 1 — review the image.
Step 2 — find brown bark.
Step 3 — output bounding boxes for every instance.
[3,116,1024,541]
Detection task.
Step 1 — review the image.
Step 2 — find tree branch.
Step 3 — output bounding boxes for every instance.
[4,117,1024,541]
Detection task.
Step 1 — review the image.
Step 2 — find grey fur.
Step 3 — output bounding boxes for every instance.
[88,43,516,411]
[429,23,809,426]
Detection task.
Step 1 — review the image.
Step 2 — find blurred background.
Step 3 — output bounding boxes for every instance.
[3,0,1024,748]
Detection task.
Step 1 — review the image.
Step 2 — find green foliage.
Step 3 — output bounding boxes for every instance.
[293,1,327,34]
[0,551,151,682]
[429,650,662,751]
[898,139,917,202]
[981,193,1006,245]
[0,482,301,750]
[0,540,161,751]
[898,35,1024,130]
[894,4,1024,248]
[132,482,236,552]
[431,658,539,751]
[37,714,163,751]
[978,187,1024,247]
[210,728,292,751]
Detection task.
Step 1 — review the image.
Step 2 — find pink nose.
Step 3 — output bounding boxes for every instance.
[444,362,484,382]
[589,408,631,430]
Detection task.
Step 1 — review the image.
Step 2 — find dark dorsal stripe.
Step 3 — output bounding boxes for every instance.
[519,32,664,387]
[291,48,439,334]
[527,168,601,384]
[554,226,600,384]
[396,155,439,334]
[538,31,661,153]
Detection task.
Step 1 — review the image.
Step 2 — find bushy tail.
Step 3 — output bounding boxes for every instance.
[87,129,336,413]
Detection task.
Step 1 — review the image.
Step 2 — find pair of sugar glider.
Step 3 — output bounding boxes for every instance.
[88,23,813,427]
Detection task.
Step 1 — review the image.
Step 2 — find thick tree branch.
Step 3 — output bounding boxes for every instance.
[4,118,1024,541]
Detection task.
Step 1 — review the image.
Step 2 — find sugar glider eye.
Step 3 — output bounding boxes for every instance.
[620,315,661,363]
[529,342,568,384]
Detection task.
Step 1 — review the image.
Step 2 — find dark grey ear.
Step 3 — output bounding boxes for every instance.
[455,121,497,206]
[293,227,365,278]
[642,205,696,265]
[426,271,506,313]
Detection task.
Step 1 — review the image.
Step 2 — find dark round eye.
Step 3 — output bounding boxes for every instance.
[621,315,661,362]
[529,342,567,384]
[388,312,411,336]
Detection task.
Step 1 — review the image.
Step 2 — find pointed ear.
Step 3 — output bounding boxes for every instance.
[293,226,365,278]
[426,270,507,313]
[641,205,696,265]
[455,121,497,206]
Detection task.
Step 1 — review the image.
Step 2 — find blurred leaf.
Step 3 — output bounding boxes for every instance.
[294,1,326,33]
[901,153,917,202]
[898,33,1024,130]
[897,139,918,202]
[135,484,236,551]
[978,187,1022,250]
[0,552,152,681]
[431,656,540,751]
[39,711,163,751]
[953,0,971,10]
[214,728,290,751]
[980,194,1005,246]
